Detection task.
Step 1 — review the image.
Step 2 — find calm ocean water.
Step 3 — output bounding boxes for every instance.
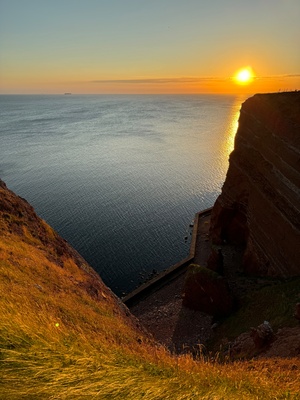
[0,94,246,296]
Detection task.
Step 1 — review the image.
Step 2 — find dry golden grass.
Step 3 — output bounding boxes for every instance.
[1,191,300,399]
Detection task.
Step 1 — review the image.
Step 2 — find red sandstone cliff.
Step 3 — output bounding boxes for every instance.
[210,92,300,277]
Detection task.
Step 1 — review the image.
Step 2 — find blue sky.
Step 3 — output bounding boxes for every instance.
[0,0,299,93]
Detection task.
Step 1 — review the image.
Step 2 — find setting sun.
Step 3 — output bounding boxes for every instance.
[234,67,255,85]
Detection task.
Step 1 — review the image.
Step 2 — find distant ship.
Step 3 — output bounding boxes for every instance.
[64,93,72,95]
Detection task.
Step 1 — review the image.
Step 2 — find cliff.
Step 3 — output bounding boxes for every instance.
[1,92,300,397]
[210,92,300,277]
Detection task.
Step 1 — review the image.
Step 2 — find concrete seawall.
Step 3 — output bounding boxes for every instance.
[123,207,212,306]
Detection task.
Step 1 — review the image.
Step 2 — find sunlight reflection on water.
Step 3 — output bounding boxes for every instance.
[0,94,248,295]
[221,96,245,169]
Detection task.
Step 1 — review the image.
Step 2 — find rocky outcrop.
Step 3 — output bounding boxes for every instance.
[230,325,300,359]
[182,264,233,317]
[210,92,300,277]
[250,321,274,349]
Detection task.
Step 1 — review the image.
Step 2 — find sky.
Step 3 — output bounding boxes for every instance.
[0,0,299,94]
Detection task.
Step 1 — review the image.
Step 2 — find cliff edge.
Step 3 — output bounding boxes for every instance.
[210,92,300,277]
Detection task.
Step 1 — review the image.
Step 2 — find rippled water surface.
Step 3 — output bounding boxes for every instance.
[0,94,246,295]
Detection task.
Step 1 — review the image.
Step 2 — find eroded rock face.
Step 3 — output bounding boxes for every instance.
[182,264,233,317]
[210,92,300,277]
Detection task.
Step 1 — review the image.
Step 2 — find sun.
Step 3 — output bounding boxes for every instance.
[234,67,254,85]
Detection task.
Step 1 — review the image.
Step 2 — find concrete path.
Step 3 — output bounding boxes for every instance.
[123,208,212,306]
[127,209,214,353]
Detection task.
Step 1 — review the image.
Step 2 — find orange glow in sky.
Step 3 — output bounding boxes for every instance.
[0,1,299,94]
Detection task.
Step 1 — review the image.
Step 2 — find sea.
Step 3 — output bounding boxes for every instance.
[0,94,247,296]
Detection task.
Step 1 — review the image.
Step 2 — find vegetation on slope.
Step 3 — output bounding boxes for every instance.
[0,180,299,399]
[210,275,300,352]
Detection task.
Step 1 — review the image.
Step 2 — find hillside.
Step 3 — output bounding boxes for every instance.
[1,182,299,399]
[1,93,300,399]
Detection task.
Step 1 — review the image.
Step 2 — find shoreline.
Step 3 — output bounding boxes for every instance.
[126,207,214,352]
[122,207,212,307]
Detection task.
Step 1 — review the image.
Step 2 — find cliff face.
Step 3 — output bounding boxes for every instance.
[210,92,300,277]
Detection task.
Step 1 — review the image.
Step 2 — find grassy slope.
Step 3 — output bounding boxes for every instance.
[0,181,299,399]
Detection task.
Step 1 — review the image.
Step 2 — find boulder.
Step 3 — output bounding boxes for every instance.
[251,321,274,349]
[182,264,233,317]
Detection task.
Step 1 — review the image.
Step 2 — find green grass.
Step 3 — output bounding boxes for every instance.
[185,263,220,280]
[209,276,300,353]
